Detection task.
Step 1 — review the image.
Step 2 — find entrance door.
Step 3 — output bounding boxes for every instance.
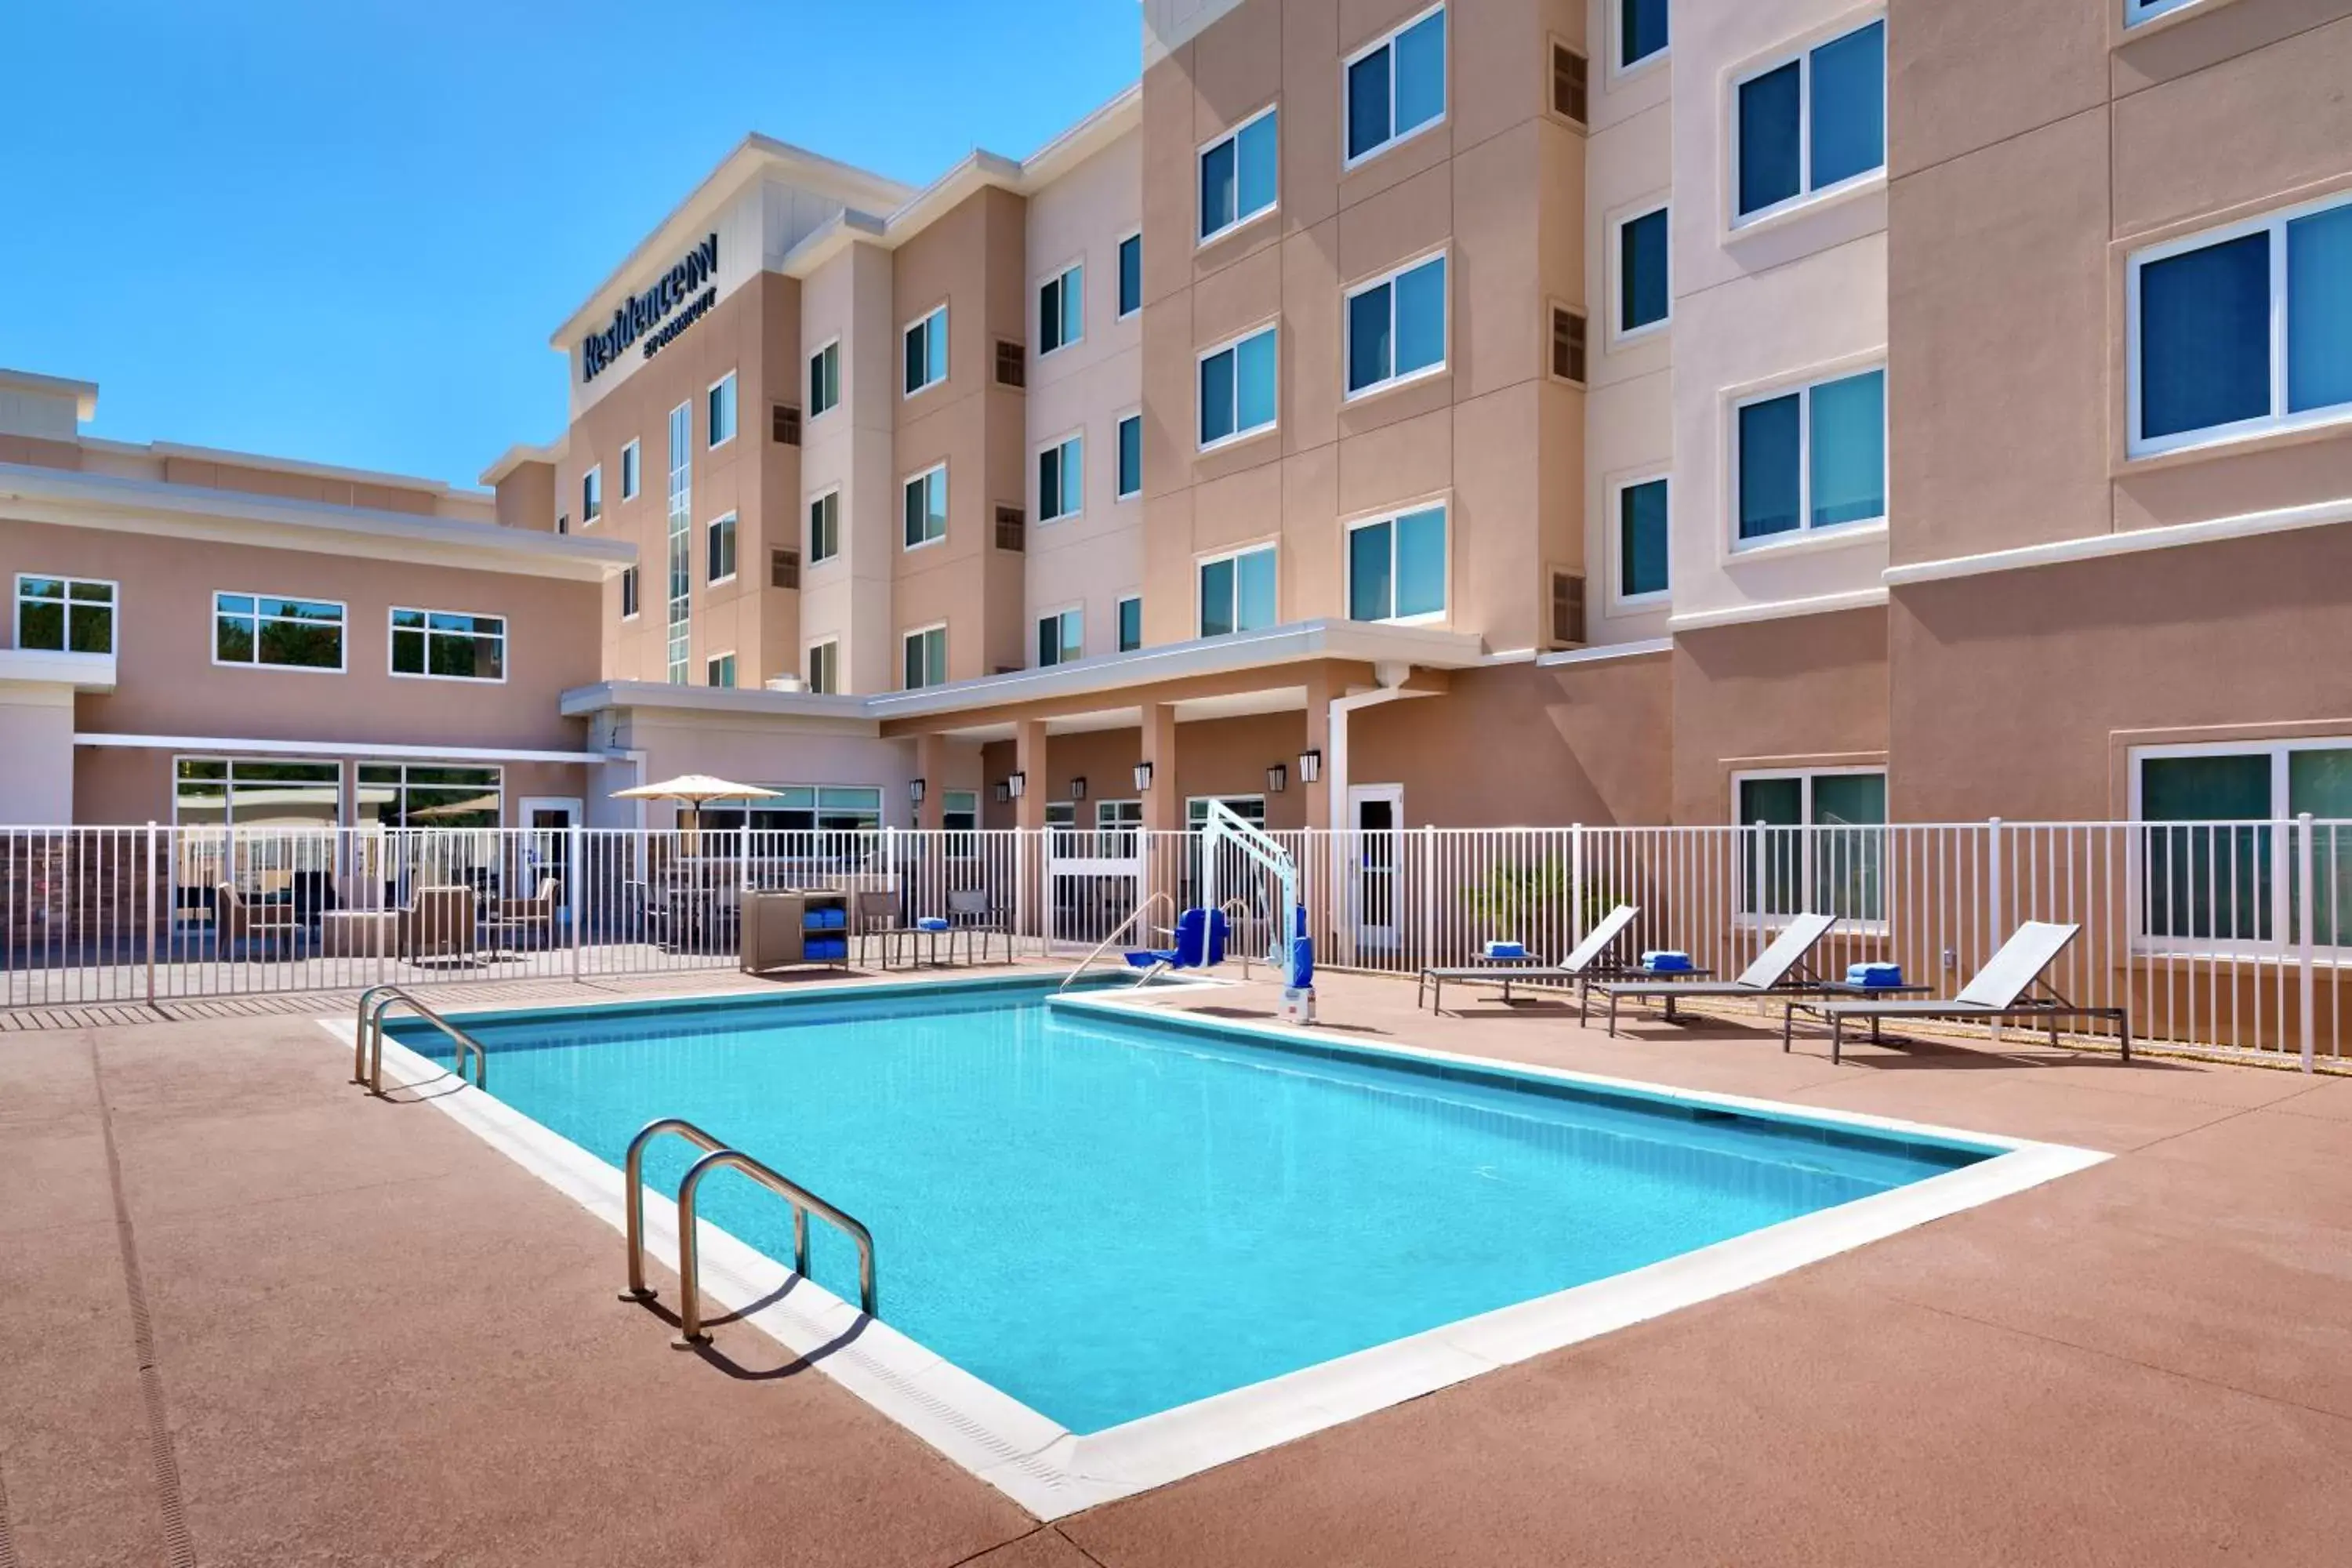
[519,797,583,918]
[1348,784,1403,954]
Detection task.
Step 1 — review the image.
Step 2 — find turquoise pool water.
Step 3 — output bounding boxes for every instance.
[395,979,1992,1433]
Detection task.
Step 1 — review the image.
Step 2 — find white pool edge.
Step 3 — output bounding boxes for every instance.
[317,988,2108,1521]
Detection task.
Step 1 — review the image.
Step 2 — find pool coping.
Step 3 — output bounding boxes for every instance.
[318,975,2108,1522]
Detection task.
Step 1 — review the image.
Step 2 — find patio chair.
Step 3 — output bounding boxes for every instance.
[488,877,562,953]
[1793,920,2131,1065]
[852,888,909,967]
[1414,904,1644,1013]
[397,885,478,964]
[1581,910,1841,1038]
[215,883,303,955]
[945,885,1008,964]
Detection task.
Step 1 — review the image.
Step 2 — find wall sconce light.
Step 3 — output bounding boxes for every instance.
[1298,748,1322,784]
[1133,760,1154,793]
[1070,775,1088,801]
[1007,771,1026,800]
[1266,764,1287,794]
[909,778,926,806]
[993,781,1010,804]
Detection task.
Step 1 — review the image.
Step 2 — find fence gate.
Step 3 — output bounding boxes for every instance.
[1045,823,1145,952]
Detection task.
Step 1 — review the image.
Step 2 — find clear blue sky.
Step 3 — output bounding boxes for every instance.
[2,1,1139,487]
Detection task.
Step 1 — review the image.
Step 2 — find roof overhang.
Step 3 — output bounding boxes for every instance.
[478,438,567,488]
[0,367,98,420]
[0,647,115,694]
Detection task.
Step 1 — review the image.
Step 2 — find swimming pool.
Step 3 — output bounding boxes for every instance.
[387,976,2012,1437]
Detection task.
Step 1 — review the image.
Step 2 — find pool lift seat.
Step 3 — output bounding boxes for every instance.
[1123,905,1228,985]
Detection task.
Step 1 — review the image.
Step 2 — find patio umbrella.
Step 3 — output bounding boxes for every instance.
[609,775,781,839]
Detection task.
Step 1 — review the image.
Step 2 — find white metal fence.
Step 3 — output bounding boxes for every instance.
[4,818,2344,1068]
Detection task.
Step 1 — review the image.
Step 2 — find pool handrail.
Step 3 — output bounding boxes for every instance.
[352,983,488,1095]
[1058,889,1174,991]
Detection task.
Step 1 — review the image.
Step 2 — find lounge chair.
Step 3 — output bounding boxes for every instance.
[1581,910,1840,1037]
[215,883,303,955]
[488,877,561,952]
[1415,904,1643,1012]
[397,885,478,963]
[1791,920,2131,1065]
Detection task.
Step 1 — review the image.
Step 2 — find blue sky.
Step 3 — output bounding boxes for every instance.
[2,1,1139,487]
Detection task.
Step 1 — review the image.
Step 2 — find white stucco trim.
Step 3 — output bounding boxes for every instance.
[0,647,116,691]
[1534,637,1673,667]
[1882,495,2352,588]
[1667,587,1888,633]
[73,731,608,764]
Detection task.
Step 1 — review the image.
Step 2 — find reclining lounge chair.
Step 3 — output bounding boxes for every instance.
[1792,920,2131,1065]
[1415,904,1643,1013]
[1581,910,1840,1038]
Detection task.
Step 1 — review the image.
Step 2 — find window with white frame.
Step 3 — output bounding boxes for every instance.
[809,340,840,419]
[1736,366,1885,543]
[806,638,838,695]
[706,652,736,688]
[1345,4,1446,166]
[1345,252,1447,397]
[1038,435,1083,522]
[1117,234,1142,317]
[706,513,738,583]
[666,401,692,684]
[903,464,947,548]
[1040,264,1083,355]
[702,786,884,836]
[1616,205,1669,336]
[1200,324,1278,448]
[582,465,602,523]
[1733,18,1884,223]
[1621,0,1668,68]
[2136,741,2352,949]
[1036,607,1083,667]
[1737,770,1886,922]
[357,763,503,829]
[1347,503,1446,623]
[1199,544,1277,637]
[1116,412,1142,499]
[15,575,114,654]
[1200,106,1279,242]
[620,566,640,619]
[619,439,640,500]
[2125,0,2200,24]
[390,608,505,681]
[1616,476,1670,601]
[174,757,344,827]
[707,372,738,447]
[943,789,979,833]
[808,488,840,564]
[904,306,948,394]
[902,624,947,690]
[1187,795,1267,830]
[2129,191,2352,457]
[214,593,345,670]
[1117,594,1142,652]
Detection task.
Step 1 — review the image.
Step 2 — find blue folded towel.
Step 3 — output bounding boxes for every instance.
[916,916,951,931]
[1642,949,1694,973]
[1846,961,1904,988]
[1482,940,1528,960]
[804,937,847,962]
[812,906,847,929]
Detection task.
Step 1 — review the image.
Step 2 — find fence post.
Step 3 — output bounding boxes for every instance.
[2298,812,2315,1073]
[570,822,586,982]
[1569,823,1585,947]
[1986,816,2003,962]
[143,822,158,1009]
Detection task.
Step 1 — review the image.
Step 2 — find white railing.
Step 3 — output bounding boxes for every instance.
[3,818,2344,1069]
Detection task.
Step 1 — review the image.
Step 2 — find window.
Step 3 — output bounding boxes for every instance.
[702,786,884,837]
[1200,106,1279,243]
[1617,477,1670,601]
[1734,19,1885,223]
[1347,504,1447,622]
[1737,770,1886,923]
[1199,544,1277,637]
[619,440,640,500]
[1187,795,1268,830]
[390,608,505,681]
[1039,436,1083,522]
[903,464,947,549]
[902,625,947,690]
[1345,252,1446,397]
[706,653,736,688]
[904,306,948,395]
[1118,234,1142,318]
[582,466,602,523]
[2136,742,2352,949]
[621,566,640,619]
[15,575,114,654]
[1345,4,1446,165]
[1116,412,1142,499]
[2125,0,2201,24]
[1117,594,1142,652]
[2130,192,2352,456]
[707,372,738,447]
[806,639,838,695]
[1736,367,1885,543]
[995,339,1026,388]
[808,488,840,564]
[173,757,343,827]
[214,593,345,670]
[1040,264,1083,355]
[1621,0,1668,67]
[666,401,692,684]
[1200,324,1279,448]
[706,513,738,583]
[357,763,503,829]
[809,340,840,419]
[1036,608,1083,667]
[1617,206,1670,336]
[943,789,979,833]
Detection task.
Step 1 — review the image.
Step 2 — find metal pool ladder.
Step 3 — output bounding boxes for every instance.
[352,984,488,1095]
[1058,889,1174,991]
[619,1117,879,1346]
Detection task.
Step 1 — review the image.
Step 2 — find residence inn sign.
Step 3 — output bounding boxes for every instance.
[579,233,719,383]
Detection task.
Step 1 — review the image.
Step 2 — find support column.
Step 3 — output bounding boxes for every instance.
[1301,667,1335,832]
[1138,702,1180,833]
[913,732,949,830]
[1014,720,1048,833]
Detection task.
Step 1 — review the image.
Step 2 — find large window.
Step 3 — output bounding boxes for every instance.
[16,575,114,654]
[1039,435,1083,523]
[1734,19,1884,223]
[357,763,503,829]
[1347,504,1446,623]
[174,758,343,827]
[1040,263,1083,355]
[1199,544,1277,637]
[1345,252,1446,397]
[214,593,345,671]
[806,638,838,695]
[707,372,738,448]
[1737,770,1886,923]
[1036,607,1083,667]
[902,624,947,690]
[903,464,947,549]
[706,513,738,583]
[666,401,692,684]
[582,465,602,523]
[943,789,980,834]
[2129,192,2352,456]
[1200,106,1279,242]
[706,652,736,688]
[2137,742,2352,949]
[1617,206,1669,336]
[1118,234,1142,318]
[702,786,884,837]
[1621,0,1668,68]
[1736,366,1885,543]
[904,305,948,395]
[809,339,840,419]
[1116,412,1142,499]
[1345,4,1446,166]
[1117,594,1142,652]
[1200,324,1278,448]
[390,608,505,681]
[808,488,840,565]
[619,439,640,500]
[1617,477,1670,601]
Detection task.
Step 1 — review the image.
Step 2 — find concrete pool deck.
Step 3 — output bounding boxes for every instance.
[3,966,2349,1565]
